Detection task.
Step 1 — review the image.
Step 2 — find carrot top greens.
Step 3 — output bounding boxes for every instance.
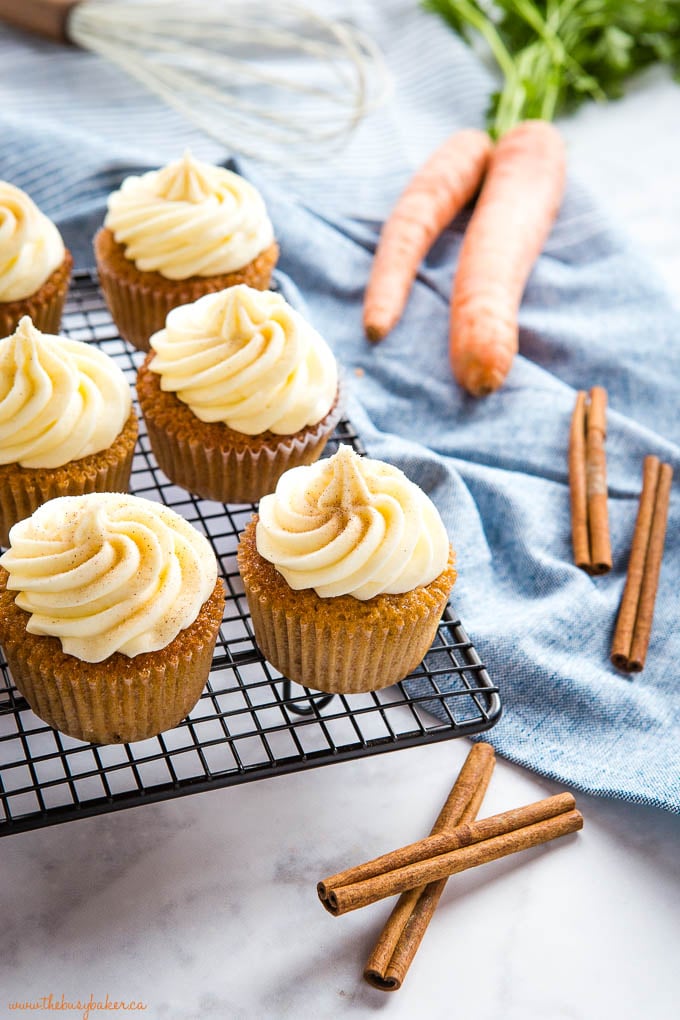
[423,0,680,137]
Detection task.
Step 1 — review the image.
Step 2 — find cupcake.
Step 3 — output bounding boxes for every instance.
[136,284,341,503]
[0,180,72,337]
[237,445,456,694]
[95,151,279,352]
[0,492,225,744]
[0,316,137,546]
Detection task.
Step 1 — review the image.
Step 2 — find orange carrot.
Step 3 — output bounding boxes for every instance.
[450,120,566,396]
[363,128,493,342]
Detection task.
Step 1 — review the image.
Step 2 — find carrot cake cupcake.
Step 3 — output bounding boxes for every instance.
[237,444,456,694]
[0,180,72,336]
[136,284,341,503]
[0,492,225,744]
[95,151,279,351]
[0,315,137,546]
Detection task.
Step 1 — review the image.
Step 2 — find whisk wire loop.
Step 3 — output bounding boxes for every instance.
[68,0,392,164]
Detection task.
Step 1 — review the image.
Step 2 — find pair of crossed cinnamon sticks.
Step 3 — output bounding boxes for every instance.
[568,388,673,672]
[317,743,582,991]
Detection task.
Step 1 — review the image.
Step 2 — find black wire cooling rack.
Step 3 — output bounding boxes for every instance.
[0,270,501,837]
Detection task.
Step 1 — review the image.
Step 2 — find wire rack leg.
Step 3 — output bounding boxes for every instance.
[279,679,336,716]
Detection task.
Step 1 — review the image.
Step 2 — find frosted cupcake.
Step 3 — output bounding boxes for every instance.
[136,284,341,503]
[0,181,72,336]
[0,492,225,744]
[95,151,279,352]
[0,316,137,546]
[237,445,456,693]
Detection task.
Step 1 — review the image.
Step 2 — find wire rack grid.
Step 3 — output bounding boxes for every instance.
[0,270,501,837]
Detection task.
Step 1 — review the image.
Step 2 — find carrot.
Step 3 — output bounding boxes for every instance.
[450,119,566,396]
[363,128,493,342]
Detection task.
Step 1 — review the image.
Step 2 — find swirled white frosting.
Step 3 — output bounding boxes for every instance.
[0,316,132,469]
[149,285,338,435]
[0,492,218,662]
[0,181,65,301]
[256,445,450,600]
[104,151,274,280]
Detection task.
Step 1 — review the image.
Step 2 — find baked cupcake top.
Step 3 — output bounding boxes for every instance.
[0,492,218,663]
[148,284,338,435]
[104,151,274,280]
[256,445,450,600]
[0,316,132,469]
[0,181,65,302]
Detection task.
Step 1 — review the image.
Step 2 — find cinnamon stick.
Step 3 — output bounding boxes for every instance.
[585,386,612,573]
[319,793,581,917]
[611,457,673,672]
[363,742,495,991]
[568,387,612,574]
[569,390,590,570]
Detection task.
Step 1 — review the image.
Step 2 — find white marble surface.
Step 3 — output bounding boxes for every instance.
[2,71,680,1020]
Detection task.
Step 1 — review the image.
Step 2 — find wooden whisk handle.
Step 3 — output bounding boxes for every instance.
[0,0,82,43]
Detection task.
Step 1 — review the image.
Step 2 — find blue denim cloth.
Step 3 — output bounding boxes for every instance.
[1,7,678,812]
[263,180,680,816]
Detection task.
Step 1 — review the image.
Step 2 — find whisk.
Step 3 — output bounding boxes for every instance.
[0,0,392,164]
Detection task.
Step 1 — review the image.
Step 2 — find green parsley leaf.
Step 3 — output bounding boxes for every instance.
[423,0,680,136]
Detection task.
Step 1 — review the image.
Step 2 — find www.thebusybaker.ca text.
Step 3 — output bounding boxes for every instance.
[7,993,147,1020]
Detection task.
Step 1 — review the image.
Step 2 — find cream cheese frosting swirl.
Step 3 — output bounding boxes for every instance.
[0,181,65,301]
[256,445,450,600]
[104,151,274,280]
[0,493,218,662]
[0,316,132,469]
[149,285,338,435]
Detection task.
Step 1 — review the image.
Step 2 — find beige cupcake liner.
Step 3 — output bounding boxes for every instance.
[0,408,138,547]
[5,635,213,745]
[0,577,225,744]
[95,229,279,352]
[142,392,343,504]
[238,522,456,694]
[0,250,73,338]
[245,587,449,695]
[96,263,175,353]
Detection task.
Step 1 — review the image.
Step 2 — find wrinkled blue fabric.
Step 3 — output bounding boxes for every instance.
[1,11,678,813]
[264,179,680,815]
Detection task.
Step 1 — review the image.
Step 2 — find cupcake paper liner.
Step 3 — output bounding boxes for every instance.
[0,408,138,547]
[245,594,447,694]
[237,520,457,695]
[137,355,343,503]
[145,403,341,504]
[95,228,279,352]
[0,250,73,338]
[0,575,225,745]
